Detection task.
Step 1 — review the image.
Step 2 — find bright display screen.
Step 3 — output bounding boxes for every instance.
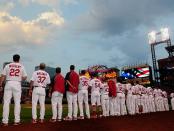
[121,67,150,79]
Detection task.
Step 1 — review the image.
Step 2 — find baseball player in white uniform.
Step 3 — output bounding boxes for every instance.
[100,80,109,117]
[29,63,50,124]
[162,91,169,111]
[0,54,27,126]
[116,82,127,116]
[126,83,135,115]
[78,70,90,119]
[170,93,174,110]
[89,72,102,118]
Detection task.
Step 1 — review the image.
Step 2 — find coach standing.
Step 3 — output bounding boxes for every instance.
[49,67,65,122]
[0,54,27,126]
[29,63,50,124]
[64,65,79,121]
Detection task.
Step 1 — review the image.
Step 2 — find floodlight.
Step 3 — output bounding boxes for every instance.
[160,28,170,41]
[148,31,156,44]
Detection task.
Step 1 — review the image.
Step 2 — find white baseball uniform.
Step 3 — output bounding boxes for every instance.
[162,91,169,111]
[89,78,102,106]
[1,62,27,124]
[116,83,127,116]
[78,75,90,118]
[170,93,174,110]
[126,84,135,115]
[100,82,109,117]
[31,70,50,120]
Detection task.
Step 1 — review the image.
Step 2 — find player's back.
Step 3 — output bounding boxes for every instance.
[101,82,109,95]
[31,70,50,87]
[89,78,102,93]
[79,75,89,90]
[4,62,25,82]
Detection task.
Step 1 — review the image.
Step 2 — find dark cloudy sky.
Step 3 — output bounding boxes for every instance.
[0,0,173,78]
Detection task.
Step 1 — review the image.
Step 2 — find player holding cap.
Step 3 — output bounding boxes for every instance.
[0,54,27,126]
[29,63,50,124]
[78,70,90,119]
[49,67,65,122]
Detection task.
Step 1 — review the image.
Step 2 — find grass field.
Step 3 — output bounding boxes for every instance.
[0,104,68,123]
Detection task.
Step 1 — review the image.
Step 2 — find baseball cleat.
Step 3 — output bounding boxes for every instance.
[13,122,21,126]
[91,115,97,119]
[63,116,72,121]
[73,117,77,120]
[39,119,44,123]
[1,123,8,127]
[49,119,56,123]
[57,119,62,122]
[32,119,37,124]
[78,116,84,120]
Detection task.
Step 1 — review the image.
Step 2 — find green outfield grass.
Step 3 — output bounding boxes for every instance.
[0,104,68,123]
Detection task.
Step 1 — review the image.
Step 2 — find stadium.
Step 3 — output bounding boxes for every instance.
[1,1,174,131]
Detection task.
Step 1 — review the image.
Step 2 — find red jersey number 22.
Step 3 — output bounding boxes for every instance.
[9,68,20,77]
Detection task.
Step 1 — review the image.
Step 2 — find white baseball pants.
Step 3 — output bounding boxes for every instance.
[91,91,101,106]
[51,91,63,120]
[163,98,169,111]
[171,98,174,110]
[109,97,116,116]
[2,81,21,124]
[32,87,46,120]
[101,95,109,116]
[78,90,90,118]
[66,91,78,118]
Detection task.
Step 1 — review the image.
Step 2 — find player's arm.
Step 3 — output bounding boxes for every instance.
[29,80,34,97]
[66,80,75,89]
[22,68,27,81]
[0,75,5,91]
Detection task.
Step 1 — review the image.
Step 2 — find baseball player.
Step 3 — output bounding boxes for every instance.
[0,54,27,126]
[78,70,90,119]
[170,93,174,110]
[64,65,79,121]
[126,83,135,115]
[29,63,50,124]
[146,87,156,113]
[49,67,65,122]
[100,79,109,117]
[89,72,102,118]
[116,82,127,116]
[162,91,169,111]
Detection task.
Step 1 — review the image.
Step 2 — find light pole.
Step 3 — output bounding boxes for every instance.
[148,28,171,87]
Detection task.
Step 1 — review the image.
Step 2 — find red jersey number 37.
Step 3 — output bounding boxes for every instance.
[37,75,46,83]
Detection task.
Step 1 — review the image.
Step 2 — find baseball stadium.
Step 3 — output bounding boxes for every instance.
[1,1,174,131]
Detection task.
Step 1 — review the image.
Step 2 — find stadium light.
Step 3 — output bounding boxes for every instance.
[148,31,156,44]
[160,28,170,41]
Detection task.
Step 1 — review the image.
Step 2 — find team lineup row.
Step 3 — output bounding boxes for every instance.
[0,54,174,126]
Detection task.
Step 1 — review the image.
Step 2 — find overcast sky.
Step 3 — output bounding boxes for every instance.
[0,0,174,78]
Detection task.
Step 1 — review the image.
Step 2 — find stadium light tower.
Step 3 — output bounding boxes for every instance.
[148,27,172,87]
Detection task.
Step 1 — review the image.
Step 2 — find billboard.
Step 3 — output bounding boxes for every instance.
[121,67,150,79]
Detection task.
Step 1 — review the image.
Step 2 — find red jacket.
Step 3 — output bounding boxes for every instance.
[53,74,65,94]
[108,80,116,97]
[66,71,79,93]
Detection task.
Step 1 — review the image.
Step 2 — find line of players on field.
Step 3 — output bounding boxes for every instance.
[47,66,174,122]
[1,56,174,126]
